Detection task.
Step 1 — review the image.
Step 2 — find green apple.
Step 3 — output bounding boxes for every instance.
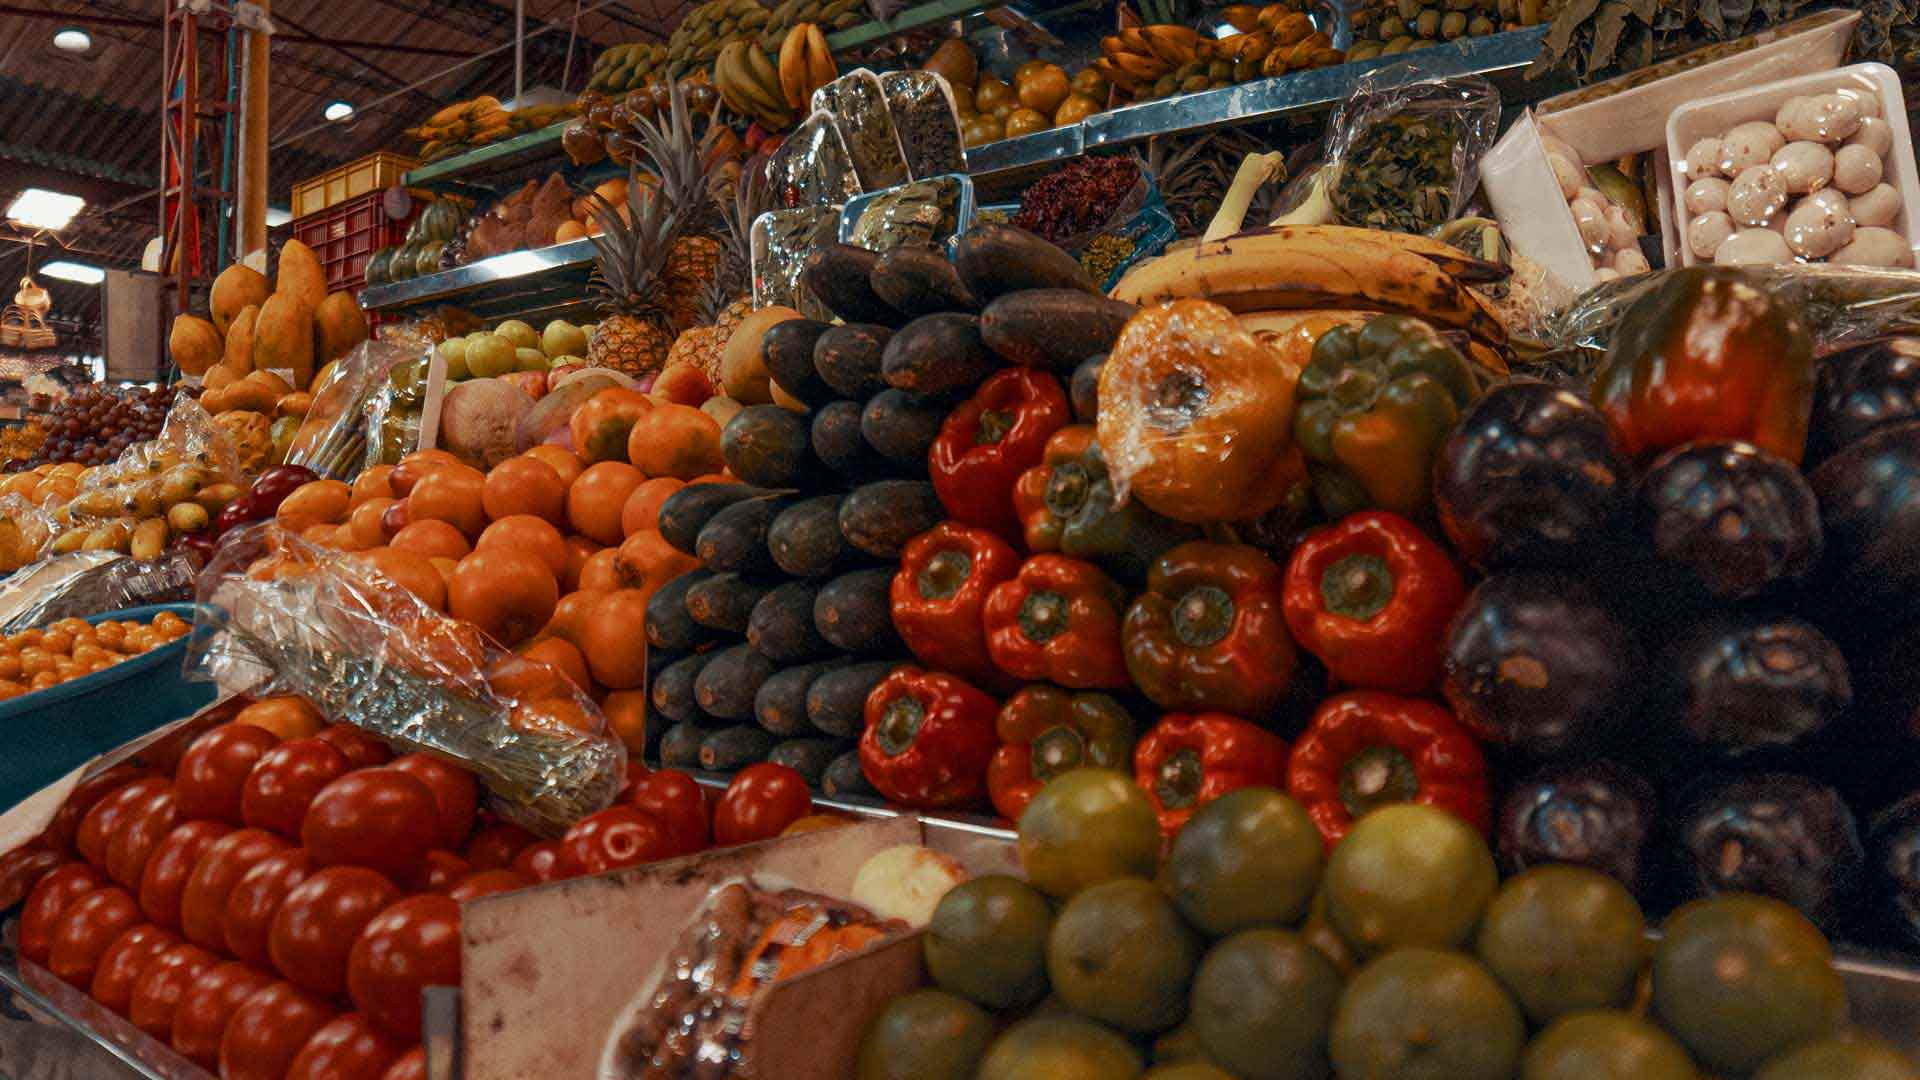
[515,347,552,372]
[541,319,588,359]
[435,337,470,381]
[465,333,518,378]
[495,319,539,351]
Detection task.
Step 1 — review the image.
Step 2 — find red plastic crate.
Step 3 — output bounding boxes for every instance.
[291,190,413,296]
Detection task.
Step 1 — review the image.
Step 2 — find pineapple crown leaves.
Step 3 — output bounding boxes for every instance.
[585,178,683,322]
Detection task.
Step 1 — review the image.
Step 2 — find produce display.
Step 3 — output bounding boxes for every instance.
[403,96,576,162]
[363,197,471,288]
[7,385,174,469]
[0,610,193,702]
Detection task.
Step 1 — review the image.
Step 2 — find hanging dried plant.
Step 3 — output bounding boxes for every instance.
[1530,0,1920,85]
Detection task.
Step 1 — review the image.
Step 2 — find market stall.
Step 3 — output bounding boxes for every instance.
[4,0,1920,1077]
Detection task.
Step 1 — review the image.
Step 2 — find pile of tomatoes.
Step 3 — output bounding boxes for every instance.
[0,611,193,704]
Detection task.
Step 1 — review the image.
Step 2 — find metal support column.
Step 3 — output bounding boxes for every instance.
[160,0,237,310]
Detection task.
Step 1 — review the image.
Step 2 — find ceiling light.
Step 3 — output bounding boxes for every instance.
[324,100,355,122]
[265,206,292,226]
[41,261,105,284]
[6,188,86,231]
[52,28,91,52]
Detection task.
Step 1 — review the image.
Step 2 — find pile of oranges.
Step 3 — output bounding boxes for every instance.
[0,611,195,703]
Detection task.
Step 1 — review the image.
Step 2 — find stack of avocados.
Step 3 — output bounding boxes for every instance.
[647,223,1137,794]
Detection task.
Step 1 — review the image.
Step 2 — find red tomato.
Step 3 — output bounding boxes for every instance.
[302,770,439,881]
[89,923,179,1014]
[46,765,151,855]
[268,866,403,997]
[222,848,316,968]
[410,851,470,894]
[286,1012,409,1080]
[347,894,462,1040]
[178,828,287,951]
[127,942,219,1039]
[76,777,170,868]
[171,961,275,1068]
[617,758,651,800]
[240,738,349,838]
[0,843,62,913]
[447,869,532,903]
[219,981,336,1080]
[628,769,710,855]
[463,822,535,871]
[382,1046,428,1080]
[176,724,281,824]
[315,723,393,770]
[105,785,179,889]
[19,862,107,965]
[712,763,812,846]
[47,886,141,986]
[560,806,676,875]
[138,821,232,931]
[509,840,575,883]
[387,753,479,851]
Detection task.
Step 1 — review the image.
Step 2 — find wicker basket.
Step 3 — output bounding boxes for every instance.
[0,305,56,350]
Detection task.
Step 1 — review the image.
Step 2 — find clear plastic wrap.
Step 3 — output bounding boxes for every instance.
[0,550,201,633]
[752,206,840,320]
[1325,66,1501,236]
[879,71,965,180]
[846,175,968,253]
[69,393,241,511]
[765,112,861,211]
[811,70,910,191]
[601,878,905,1078]
[288,339,424,479]
[0,493,55,574]
[187,522,625,834]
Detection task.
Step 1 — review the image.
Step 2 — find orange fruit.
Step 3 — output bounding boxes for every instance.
[650,363,715,407]
[357,546,449,612]
[448,548,559,646]
[408,463,488,538]
[389,449,460,497]
[621,478,685,539]
[569,388,654,464]
[627,404,724,481]
[40,628,74,656]
[562,536,602,593]
[510,697,598,738]
[476,515,569,579]
[235,696,325,740]
[602,689,649,753]
[351,465,397,506]
[391,519,472,560]
[524,445,583,488]
[348,498,398,549]
[300,523,338,545]
[517,636,592,694]
[576,548,622,592]
[0,655,19,681]
[544,589,608,647]
[482,456,567,526]
[567,461,645,545]
[581,588,655,689]
[614,530,700,593]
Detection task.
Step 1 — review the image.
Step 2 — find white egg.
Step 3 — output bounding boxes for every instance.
[1613,247,1650,275]
[1549,153,1586,199]
[1685,177,1732,215]
[1769,141,1834,194]
[1833,144,1884,195]
[1831,226,1914,268]
[1718,122,1786,174]
[1783,197,1855,258]
[1688,211,1736,259]
[1849,183,1902,228]
[1846,116,1893,159]
[1685,138,1726,181]
[1728,165,1790,227]
[1714,228,1794,266]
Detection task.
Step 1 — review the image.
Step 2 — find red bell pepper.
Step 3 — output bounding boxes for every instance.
[1133,713,1289,839]
[930,367,1072,537]
[1287,690,1490,849]
[891,523,1021,686]
[1122,541,1297,719]
[1282,511,1466,694]
[860,667,1000,809]
[986,686,1138,822]
[626,769,710,856]
[982,555,1130,689]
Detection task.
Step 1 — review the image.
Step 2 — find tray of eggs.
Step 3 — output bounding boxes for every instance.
[1668,63,1917,268]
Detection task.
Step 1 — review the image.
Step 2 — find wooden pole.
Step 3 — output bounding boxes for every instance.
[236,0,270,264]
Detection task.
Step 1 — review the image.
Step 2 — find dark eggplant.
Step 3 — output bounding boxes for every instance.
[696,493,800,576]
[1636,440,1821,601]
[656,483,770,555]
[823,749,876,797]
[1867,791,1920,949]
[651,651,713,727]
[700,725,777,771]
[761,318,838,407]
[953,223,1097,300]
[1070,354,1104,423]
[768,495,862,580]
[645,569,720,651]
[801,243,900,325]
[978,290,1136,371]
[813,323,894,399]
[814,568,903,654]
[659,720,714,769]
[755,658,853,736]
[861,388,950,467]
[1676,773,1863,930]
[1496,759,1656,890]
[1810,420,1920,604]
[881,313,1002,395]
[693,643,779,721]
[869,245,978,317]
[721,405,821,489]
[767,737,847,785]
[807,660,896,737]
[812,399,894,480]
[1441,572,1642,757]
[1811,336,1920,462]
[1434,381,1629,572]
[748,580,834,663]
[1659,612,1850,756]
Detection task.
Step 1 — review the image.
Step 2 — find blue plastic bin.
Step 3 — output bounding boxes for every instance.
[0,603,217,812]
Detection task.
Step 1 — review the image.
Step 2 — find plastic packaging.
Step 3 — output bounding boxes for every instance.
[811,70,910,191]
[602,878,905,1077]
[288,339,425,479]
[765,111,862,211]
[879,71,966,180]
[842,175,972,253]
[187,522,625,834]
[0,551,202,633]
[68,393,241,516]
[752,205,841,319]
[0,493,55,574]
[1325,66,1501,236]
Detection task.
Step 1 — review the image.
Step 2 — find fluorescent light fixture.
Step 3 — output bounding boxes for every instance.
[266,206,292,226]
[52,28,92,52]
[7,188,86,231]
[41,261,105,284]
[324,100,355,121]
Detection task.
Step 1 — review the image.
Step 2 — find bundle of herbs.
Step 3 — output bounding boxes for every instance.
[1530,0,1920,84]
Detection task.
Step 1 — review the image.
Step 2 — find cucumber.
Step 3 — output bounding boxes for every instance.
[659,720,713,769]
[645,570,720,651]
[814,568,903,654]
[768,737,847,786]
[882,313,1001,395]
[684,573,773,634]
[769,494,863,579]
[748,580,835,663]
[980,290,1137,371]
[695,493,798,576]
[755,658,854,736]
[870,245,979,317]
[860,389,949,467]
[761,318,837,407]
[954,223,1098,300]
[1071,354,1104,422]
[839,480,943,558]
[806,659,898,737]
[823,749,878,797]
[657,483,770,555]
[802,243,901,325]
[813,323,893,399]
[812,399,894,481]
[721,405,820,489]
[650,650,711,726]
[699,725,777,771]
[692,643,778,721]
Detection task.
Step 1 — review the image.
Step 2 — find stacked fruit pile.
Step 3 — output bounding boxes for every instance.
[12,385,172,469]
[41,445,246,560]
[403,97,574,163]
[0,611,194,703]
[1094,7,1343,105]
[1347,0,1544,61]
[363,198,469,288]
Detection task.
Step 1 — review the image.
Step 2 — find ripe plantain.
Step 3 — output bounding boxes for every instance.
[778,24,812,108]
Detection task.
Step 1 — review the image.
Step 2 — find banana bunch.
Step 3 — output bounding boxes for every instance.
[668,0,772,77]
[776,24,837,111]
[1092,25,1208,94]
[506,102,577,133]
[715,39,795,129]
[1095,13,1343,102]
[759,0,865,52]
[587,42,669,92]
[406,96,511,149]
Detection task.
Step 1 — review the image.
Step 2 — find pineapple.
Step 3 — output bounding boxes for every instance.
[663,132,767,381]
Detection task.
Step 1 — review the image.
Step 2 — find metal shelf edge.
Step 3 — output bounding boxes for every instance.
[401,123,573,189]
[359,238,600,312]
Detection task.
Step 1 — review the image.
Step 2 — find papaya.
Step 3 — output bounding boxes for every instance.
[275,238,328,312]
[813,324,893,399]
[570,387,653,464]
[839,480,943,558]
[684,572,772,634]
[252,291,315,389]
[657,482,771,554]
[720,405,821,488]
[700,725,777,771]
[814,568,904,654]
[721,306,801,405]
[315,292,370,365]
[801,243,899,325]
[811,400,894,480]
[807,660,897,737]
[169,314,222,377]
[980,290,1136,371]
[222,304,261,376]
[761,319,836,407]
[768,737,845,785]
[823,748,877,796]
[861,389,948,467]
[955,223,1097,300]
[748,580,834,663]
[882,314,1001,395]
[693,643,778,721]
[870,246,979,318]
[210,263,270,336]
[756,659,854,736]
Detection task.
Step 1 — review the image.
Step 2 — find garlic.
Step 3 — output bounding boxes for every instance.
[1783,197,1855,259]
[1831,227,1913,268]
[1685,138,1726,181]
[1846,116,1893,159]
